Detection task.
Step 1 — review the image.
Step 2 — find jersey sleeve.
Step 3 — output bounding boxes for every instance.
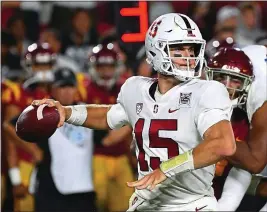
[1,81,21,105]
[247,76,267,123]
[195,81,232,138]
[242,45,267,122]
[106,79,130,129]
[76,72,89,103]
[1,86,13,104]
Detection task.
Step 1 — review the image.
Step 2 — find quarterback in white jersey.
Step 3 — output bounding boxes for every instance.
[206,45,267,210]
[31,13,236,211]
[109,76,232,211]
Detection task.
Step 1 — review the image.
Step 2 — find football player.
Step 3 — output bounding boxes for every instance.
[206,48,253,210]
[206,46,267,210]
[207,45,267,173]
[32,13,236,211]
[2,42,55,211]
[78,43,134,212]
[33,67,97,212]
[1,63,33,210]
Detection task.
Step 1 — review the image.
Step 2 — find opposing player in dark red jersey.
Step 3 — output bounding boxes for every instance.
[206,46,267,210]
[76,43,134,212]
[2,42,56,211]
[207,46,267,173]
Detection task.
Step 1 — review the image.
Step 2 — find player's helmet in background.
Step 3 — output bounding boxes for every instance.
[22,42,57,88]
[88,43,124,89]
[206,47,254,107]
[145,13,206,81]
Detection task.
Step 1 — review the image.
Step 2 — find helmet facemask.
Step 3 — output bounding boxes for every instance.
[89,44,125,90]
[23,56,56,89]
[22,43,57,88]
[147,39,206,82]
[90,63,123,89]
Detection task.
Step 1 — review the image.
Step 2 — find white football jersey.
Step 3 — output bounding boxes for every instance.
[107,76,232,205]
[49,123,94,194]
[242,45,267,123]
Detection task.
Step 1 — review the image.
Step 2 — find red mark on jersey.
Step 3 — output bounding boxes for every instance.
[134,118,179,171]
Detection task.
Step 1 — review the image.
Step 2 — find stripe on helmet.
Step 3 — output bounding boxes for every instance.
[178,14,193,35]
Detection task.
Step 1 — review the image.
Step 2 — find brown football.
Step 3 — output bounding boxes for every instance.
[16,105,60,143]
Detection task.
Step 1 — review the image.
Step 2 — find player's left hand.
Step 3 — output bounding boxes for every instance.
[127,168,167,190]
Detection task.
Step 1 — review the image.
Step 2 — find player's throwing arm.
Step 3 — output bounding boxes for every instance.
[32,99,112,130]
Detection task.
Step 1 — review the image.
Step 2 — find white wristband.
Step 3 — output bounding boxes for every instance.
[8,167,22,186]
[66,105,87,126]
[160,149,194,178]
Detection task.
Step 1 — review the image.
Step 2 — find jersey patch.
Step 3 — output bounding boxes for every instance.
[136,103,143,114]
[179,92,192,106]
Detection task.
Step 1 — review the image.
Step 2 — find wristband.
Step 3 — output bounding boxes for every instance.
[8,167,22,186]
[66,105,87,126]
[160,149,194,178]
[246,175,263,196]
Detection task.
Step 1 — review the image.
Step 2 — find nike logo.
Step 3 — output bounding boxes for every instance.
[195,205,207,212]
[168,108,180,113]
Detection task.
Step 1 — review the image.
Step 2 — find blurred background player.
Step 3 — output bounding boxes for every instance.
[2,42,56,211]
[1,30,29,211]
[77,42,134,212]
[32,67,97,212]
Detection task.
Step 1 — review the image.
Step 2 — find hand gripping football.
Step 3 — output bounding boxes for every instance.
[16,104,60,143]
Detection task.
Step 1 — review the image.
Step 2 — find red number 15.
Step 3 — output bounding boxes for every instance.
[134,118,179,171]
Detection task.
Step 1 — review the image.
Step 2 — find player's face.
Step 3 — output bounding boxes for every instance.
[52,85,77,105]
[96,64,116,80]
[213,73,243,99]
[169,44,196,70]
[32,64,53,72]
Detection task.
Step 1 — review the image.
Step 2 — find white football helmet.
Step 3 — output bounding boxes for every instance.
[145,13,206,81]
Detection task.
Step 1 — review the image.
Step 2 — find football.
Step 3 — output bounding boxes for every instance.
[16,104,60,143]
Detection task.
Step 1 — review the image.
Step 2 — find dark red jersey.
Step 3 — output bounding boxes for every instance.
[77,73,130,157]
[213,108,249,199]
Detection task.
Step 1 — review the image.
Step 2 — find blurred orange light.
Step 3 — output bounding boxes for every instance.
[120,1,148,42]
